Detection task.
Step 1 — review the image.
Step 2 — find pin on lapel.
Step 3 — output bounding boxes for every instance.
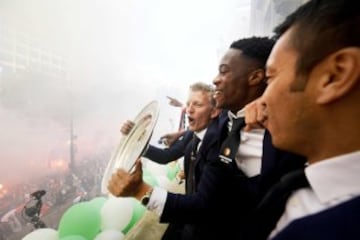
[223,147,231,156]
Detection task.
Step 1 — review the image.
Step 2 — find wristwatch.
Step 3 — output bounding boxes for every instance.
[140,188,153,206]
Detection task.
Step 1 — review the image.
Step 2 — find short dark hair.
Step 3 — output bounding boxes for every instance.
[274,0,360,79]
[230,37,275,68]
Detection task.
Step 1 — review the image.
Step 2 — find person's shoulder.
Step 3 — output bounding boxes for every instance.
[218,110,228,119]
[217,110,229,127]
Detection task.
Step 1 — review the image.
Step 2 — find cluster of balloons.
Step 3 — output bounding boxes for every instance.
[22,160,181,240]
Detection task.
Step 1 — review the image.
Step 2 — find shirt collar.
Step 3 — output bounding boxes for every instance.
[227,109,245,131]
[305,150,360,203]
[194,128,207,141]
[227,109,245,120]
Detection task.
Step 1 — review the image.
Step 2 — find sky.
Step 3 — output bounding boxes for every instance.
[0,0,251,185]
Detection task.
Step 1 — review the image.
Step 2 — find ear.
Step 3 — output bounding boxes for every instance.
[316,48,360,104]
[248,69,265,86]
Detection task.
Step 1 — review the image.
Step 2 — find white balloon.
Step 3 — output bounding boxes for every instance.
[156,175,185,193]
[22,228,58,240]
[156,175,173,189]
[143,159,168,176]
[100,196,134,231]
[94,229,124,240]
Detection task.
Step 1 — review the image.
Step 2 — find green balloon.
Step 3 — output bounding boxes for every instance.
[166,164,179,180]
[88,196,107,212]
[60,235,87,240]
[58,202,101,240]
[121,199,146,234]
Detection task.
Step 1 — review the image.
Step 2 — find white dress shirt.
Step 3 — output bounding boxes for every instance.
[228,109,265,177]
[269,150,360,239]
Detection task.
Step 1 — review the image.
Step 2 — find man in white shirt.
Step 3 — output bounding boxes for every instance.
[251,0,360,239]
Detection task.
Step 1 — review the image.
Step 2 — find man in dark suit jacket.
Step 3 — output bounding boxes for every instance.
[249,0,360,239]
[120,82,220,239]
[108,37,306,240]
[121,82,220,194]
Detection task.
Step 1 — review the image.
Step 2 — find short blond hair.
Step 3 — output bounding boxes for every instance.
[189,82,216,106]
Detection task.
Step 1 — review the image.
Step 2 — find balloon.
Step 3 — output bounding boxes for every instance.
[100,196,134,232]
[143,159,168,176]
[122,200,146,234]
[156,175,185,194]
[143,168,159,186]
[156,175,173,190]
[60,235,87,240]
[166,163,180,180]
[89,196,107,212]
[58,202,101,240]
[94,229,124,240]
[22,228,58,240]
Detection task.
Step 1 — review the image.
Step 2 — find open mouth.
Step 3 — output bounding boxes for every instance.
[214,90,222,98]
[188,116,195,125]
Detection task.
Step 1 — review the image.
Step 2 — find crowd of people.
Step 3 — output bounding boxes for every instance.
[0,149,110,238]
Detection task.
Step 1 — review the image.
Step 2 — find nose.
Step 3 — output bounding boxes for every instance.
[186,105,193,114]
[213,74,221,86]
[186,104,195,114]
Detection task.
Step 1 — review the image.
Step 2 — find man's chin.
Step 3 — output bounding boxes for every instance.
[215,100,224,108]
[271,135,299,154]
[188,125,195,132]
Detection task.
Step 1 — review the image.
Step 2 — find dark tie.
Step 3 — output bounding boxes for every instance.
[219,117,245,164]
[186,134,201,194]
[250,168,309,240]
